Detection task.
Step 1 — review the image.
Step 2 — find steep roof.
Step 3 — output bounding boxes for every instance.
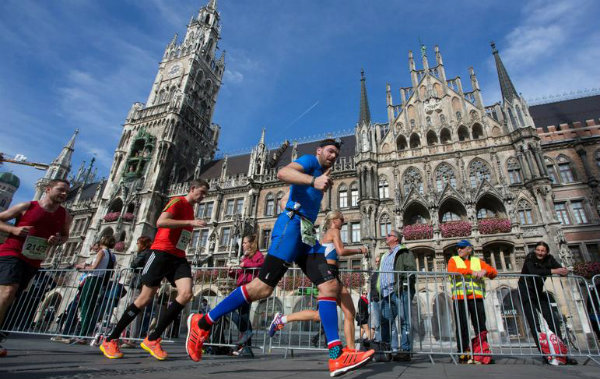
[530,95,600,131]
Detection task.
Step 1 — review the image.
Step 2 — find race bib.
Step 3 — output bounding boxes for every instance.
[22,235,50,260]
[176,229,192,251]
[300,218,316,247]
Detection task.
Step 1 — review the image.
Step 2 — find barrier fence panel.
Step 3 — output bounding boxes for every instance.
[2,266,600,363]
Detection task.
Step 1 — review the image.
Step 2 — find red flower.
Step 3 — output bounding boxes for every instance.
[114,241,125,252]
[404,224,433,241]
[478,218,511,235]
[440,221,471,238]
[103,212,120,222]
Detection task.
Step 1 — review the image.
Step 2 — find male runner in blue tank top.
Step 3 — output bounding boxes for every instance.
[186,139,373,376]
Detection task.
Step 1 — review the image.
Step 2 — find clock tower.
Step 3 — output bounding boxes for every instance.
[80,0,225,262]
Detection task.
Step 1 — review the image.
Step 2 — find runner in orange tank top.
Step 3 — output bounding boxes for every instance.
[0,179,72,357]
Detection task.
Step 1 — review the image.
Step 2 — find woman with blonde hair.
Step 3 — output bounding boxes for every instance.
[268,210,368,350]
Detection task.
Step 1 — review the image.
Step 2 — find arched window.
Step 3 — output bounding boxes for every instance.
[427,130,438,146]
[469,159,492,188]
[545,157,559,184]
[265,193,275,216]
[410,119,416,128]
[472,123,483,139]
[440,114,446,125]
[426,116,432,127]
[440,128,451,144]
[409,133,420,148]
[378,176,389,199]
[517,200,534,225]
[361,131,369,152]
[276,191,284,214]
[456,111,462,121]
[507,158,522,184]
[516,106,525,127]
[403,167,424,194]
[435,163,457,192]
[338,184,348,208]
[458,125,469,141]
[507,108,517,129]
[557,155,575,183]
[379,214,392,237]
[350,182,359,207]
[396,135,408,151]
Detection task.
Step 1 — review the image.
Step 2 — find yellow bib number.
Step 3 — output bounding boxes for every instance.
[176,229,192,251]
[22,235,49,260]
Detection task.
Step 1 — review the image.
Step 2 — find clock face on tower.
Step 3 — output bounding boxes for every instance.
[168,64,182,77]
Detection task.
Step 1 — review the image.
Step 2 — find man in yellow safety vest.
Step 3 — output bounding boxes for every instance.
[447,239,497,363]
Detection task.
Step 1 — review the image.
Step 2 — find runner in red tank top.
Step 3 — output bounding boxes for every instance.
[100,179,209,360]
[0,179,71,357]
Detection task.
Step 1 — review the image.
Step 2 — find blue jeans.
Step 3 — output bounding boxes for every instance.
[381,291,412,351]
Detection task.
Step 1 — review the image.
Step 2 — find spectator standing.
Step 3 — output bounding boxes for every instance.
[378,230,416,361]
[357,291,371,341]
[447,239,496,363]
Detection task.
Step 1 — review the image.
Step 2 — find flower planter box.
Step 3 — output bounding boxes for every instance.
[440,221,471,238]
[478,218,511,235]
[404,224,433,240]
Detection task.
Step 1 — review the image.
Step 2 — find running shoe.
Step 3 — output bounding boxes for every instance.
[186,313,210,362]
[0,344,6,357]
[141,337,167,360]
[329,348,374,377]
[268,312,284,337]
[100,338,123,359]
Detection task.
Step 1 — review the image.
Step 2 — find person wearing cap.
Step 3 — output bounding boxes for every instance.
[447,239,497,363]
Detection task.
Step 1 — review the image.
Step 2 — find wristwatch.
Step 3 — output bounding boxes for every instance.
[310,177,316,187]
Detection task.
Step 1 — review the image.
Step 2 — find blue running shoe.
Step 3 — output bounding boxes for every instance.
[268,312,284,338]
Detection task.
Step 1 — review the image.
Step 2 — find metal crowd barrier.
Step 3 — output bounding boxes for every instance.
[1,266,600,364]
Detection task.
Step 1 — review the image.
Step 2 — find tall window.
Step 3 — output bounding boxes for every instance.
[339,185,348,208]
[351,222,361,243]
[379,214,391,237]
[416,253,434,272]
[571,201,588,224]
[235,198,244,214]
[507,158,522,184]
[220,227,231,246]
[435,163,457,192]
[350,183,359,207]
[225,199,234,216]
[378,176,389,199]
[469,159,491,188]
[403,167,424,194]
[341,224,349,243]
[517,200,534,225]
[554,203,570,225]
[265,193,275,216]
[276,192,284,214]
[262,229,271,250]
[204,202,214,219]
[199,229,209,249]
[545,158,559,184]
[477,208,495,219]
[557,157,575,183]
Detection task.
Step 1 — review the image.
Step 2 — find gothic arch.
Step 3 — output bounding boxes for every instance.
[426,130,438,146]
[451,97,461,111]
[472,123,484,139]
[403,201,430,225]
[409,133,421,148]
[468,158,492,188]
[438,197,467,223]
[475,193,506,219]
[433,162,458,192]
[457,125,470,141]
[440,128,451,144]
[108,198,123,213]
[402,166,424,194]
[396,135,408,151]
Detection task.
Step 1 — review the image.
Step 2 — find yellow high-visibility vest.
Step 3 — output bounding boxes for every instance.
[450,256,485,299]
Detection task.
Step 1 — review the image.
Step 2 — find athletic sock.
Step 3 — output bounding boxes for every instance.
[318,297,342,359]
[203,286,250,330]
[107,303,141,342]
[281,315,288,324]
[147,300,185,341]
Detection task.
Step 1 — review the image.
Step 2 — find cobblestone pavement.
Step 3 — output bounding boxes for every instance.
[1,335,599,379]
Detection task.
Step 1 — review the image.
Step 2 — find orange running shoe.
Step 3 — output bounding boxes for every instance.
[329,348,374,377]
[100,338,123,359]
[141,337,167,360]
[186,313,211,362]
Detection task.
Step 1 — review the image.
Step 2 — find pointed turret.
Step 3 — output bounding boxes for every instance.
[434,45,447,83]
[34,129,78,200]
[358,69,371,126]
[208,0,217,10]
[491,41,519,104]
[259,127,266,146]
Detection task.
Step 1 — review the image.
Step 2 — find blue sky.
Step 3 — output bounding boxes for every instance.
[2,0,599,205]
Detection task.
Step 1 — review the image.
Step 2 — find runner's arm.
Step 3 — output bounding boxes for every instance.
[0,202,31,235]
[156,211,205,229]
[332,229,366,257]
[276,162,311,185]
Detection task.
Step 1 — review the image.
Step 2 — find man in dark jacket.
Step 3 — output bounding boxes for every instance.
[377,230,416,361]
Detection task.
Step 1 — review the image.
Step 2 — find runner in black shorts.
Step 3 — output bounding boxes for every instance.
[186,139,374,377]
[100,179,209,360]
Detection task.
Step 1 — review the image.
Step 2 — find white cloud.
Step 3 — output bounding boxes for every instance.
[224,69,244,84]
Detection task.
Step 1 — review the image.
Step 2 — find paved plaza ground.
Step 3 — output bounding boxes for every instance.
[1,335,599,379]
